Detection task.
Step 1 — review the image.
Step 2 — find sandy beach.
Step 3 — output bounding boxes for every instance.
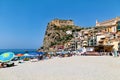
[0,56,120,80]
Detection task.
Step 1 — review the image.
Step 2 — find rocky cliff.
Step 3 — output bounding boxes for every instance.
[42,19,81,51]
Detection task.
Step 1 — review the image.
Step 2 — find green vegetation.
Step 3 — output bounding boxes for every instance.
[54,25,73,31]
[48,25,81,47]
[50,42,57,47]
[43,19,82,51]
[47,33,51,36]
[50,34,73,47]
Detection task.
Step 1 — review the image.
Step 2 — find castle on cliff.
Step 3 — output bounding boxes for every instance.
[50,19,74,26]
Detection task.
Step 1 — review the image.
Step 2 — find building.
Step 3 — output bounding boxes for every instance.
[47,17,120,52]
[96,17,120,27]
[95,17,120,51]
[50,19,74,26]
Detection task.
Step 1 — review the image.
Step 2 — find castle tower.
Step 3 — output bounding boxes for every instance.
[96,19,99,26]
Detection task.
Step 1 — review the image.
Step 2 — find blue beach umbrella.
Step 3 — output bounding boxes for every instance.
[0,52,15,62]
[36,52,44,55]
[29,52,39,56]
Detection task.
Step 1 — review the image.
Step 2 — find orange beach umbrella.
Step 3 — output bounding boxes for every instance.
[16,54,24,57]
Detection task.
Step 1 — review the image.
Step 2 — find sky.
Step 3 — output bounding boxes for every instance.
[0,0,120,49]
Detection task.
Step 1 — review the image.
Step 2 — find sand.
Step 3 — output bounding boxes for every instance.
[0,56,120,80]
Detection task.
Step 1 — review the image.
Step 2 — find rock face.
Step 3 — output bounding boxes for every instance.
[43,19,81,51]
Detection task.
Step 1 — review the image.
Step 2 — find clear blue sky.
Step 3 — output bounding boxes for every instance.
[0,0,120,49]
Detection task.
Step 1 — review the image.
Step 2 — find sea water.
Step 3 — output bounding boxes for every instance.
[0,49,37,55]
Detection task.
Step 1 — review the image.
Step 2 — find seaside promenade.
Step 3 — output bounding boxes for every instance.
[0,56,120,80]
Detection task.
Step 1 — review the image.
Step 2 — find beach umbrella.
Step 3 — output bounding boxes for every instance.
[82,47,87,53]
[16,53,24,57]
[29,52,39,56]
[36,52,44,55]
[62,51,69,54]
[48,52,54,54]
[23,53,30,58]
[23,53,30,60]
[24,53,30,56]
[0,52,15,62]
[56,52,62,54]
[16,53,24,61]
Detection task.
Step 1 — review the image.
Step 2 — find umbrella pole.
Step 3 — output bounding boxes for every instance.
[18,57,21,63]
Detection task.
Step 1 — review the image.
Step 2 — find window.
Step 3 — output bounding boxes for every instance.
[117,21,120,31]
[114,34,116,39]
[114,27,116,32]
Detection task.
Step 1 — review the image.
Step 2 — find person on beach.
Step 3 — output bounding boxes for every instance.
[113,48,118,57]
[38,55,43,60]
[82,47,87,56]
[0,63,3,68]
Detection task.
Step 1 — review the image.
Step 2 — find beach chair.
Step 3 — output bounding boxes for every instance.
[0,63,7,68]
[6,61,15,67]
[0,61,15,68]
[30,58,38,62]
[0,63,3,68]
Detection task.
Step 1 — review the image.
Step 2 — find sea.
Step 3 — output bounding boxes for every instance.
[0,49,37,55]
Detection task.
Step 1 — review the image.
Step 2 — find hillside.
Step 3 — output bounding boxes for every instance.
[42,19,81,51]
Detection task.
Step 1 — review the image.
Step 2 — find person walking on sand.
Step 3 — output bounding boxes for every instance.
[113,48,118,57]
[82,47,87,56]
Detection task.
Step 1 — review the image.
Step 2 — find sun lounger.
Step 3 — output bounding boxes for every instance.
[0,61,15,68]
[30,58,38,62]
[81,51,100,56]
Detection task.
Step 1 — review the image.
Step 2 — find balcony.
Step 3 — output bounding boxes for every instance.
[101,37,105,40]
[98,43,104,45]
[83,41,88,43]
[99,40,104,43]
[83,44,88,46]
[96,32,103,35]
[105,35,110,38]
[84,31,89,33]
